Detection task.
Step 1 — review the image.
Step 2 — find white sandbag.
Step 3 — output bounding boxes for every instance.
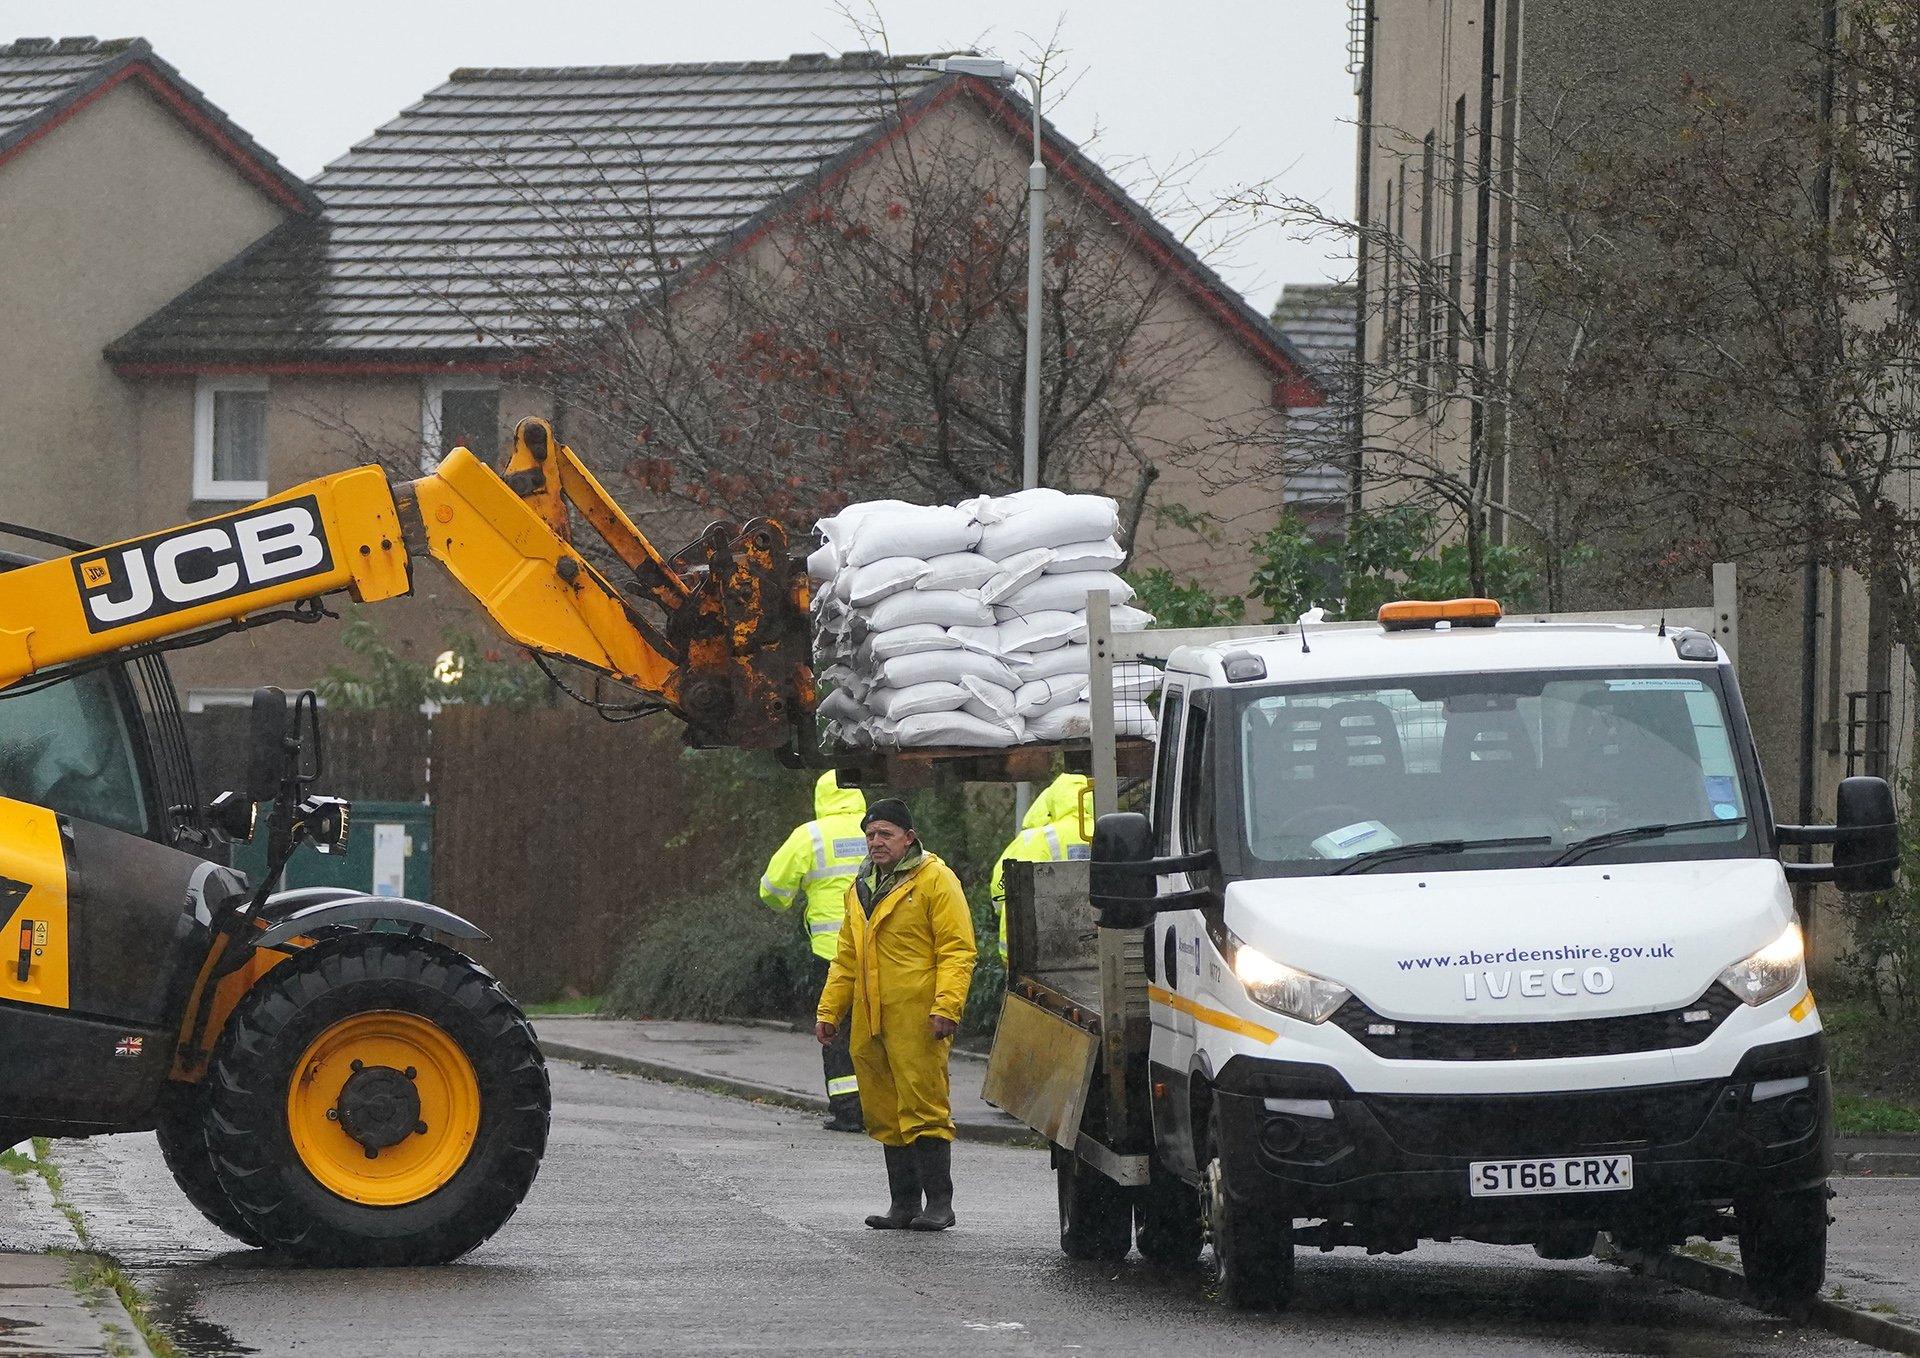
[886,710,1022,748]
[918,551,1000,592]
[1111,604,1155,632]
[978,548,1056,605]
[947,624,1012,658]
[806,541,840,583]
[1044,537,1126,574]
[880,650,1019,691]
[865,623,961,662]
[816,687,867,724]
[1027,700,1158,742]
[976,495,1119,558]
[843,505,980,567]
[1101,666,1165,701]
[996,570,1134,615]
[871,681,969,720]
[1015,674,1086,717]
[1012,643,1091,681]
[960,486,1068,525]
[843,556,930,608]
[814,593,853,636]
[995,611,1085,654]
[1027,703,1091,741]
[862,589,994,631]
[959,675,1017,721]
[817,498,913,544]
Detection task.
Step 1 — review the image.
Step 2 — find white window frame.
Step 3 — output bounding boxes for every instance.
[193,374,270,501]
[421,377,501,474]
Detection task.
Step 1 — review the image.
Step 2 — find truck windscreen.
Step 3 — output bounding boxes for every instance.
[1233,667,1757,876]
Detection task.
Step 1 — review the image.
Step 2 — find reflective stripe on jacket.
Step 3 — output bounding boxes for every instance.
[760,771,868,960]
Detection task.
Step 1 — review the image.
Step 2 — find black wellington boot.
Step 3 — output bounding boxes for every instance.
[865,1145,922,1229]
[908,1137,955,1231]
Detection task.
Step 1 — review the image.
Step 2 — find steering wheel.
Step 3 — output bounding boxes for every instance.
[1271,804,1371,839]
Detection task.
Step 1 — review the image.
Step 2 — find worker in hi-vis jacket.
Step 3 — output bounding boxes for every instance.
[760,771,869,1131]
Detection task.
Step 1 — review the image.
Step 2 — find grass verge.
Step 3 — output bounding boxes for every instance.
[526,994,604,1016]
[13,1140,180,1358]
[1822,996,1920,1136]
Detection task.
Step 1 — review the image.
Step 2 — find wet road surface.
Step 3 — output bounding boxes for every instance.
[43,1062,1877,1357]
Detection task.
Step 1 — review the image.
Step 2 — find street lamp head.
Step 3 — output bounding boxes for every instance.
[915,55,1017,81]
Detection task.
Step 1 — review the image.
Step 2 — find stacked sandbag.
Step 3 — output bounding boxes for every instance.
[810,490,1157,749]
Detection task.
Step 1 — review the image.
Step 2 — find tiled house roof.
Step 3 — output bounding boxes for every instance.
[0,36,317,212]
[108,52,1317,394]
[1271,282,1358,503]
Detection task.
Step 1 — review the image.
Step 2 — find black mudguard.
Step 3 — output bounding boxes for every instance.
[252,893,488,949]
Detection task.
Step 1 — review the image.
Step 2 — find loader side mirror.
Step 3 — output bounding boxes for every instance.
[1834,775,1899,894]
[245,686,292,802]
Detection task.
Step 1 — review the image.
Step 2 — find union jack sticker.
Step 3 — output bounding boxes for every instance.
[114,1036,144,1058]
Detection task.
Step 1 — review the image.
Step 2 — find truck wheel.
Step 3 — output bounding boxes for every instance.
[1056,1152,1132,1262]
[206,934,551,1264]
[153,1083,266,1247]
[1135,1166,1203,1266]
[1203,1106,1293,1310]
[1737,1185,1828,1308]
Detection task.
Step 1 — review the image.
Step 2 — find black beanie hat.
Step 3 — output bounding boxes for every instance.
[861,798,916,833]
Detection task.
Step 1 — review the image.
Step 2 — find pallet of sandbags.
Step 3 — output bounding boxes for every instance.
[809,490,1161,750]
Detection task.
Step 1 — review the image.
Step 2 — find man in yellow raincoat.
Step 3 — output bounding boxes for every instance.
[761,772,869,1131]
[815,798,976,1231]
[988,773,1091,962]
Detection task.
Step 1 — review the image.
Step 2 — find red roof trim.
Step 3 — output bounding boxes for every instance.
[113,357,538,379]
[0,60,313,216]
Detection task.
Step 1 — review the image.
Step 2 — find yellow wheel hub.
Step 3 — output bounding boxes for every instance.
[287,1011,480,1206]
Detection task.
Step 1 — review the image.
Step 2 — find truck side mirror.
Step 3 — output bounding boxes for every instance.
[1834,775,1899,894]
[245,686,291,803]
[1091,812,1154,894]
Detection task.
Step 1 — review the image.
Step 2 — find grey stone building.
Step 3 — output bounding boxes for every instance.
[1351,0,1889,967]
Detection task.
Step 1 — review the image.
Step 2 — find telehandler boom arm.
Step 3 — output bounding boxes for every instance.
[0,418,813,749]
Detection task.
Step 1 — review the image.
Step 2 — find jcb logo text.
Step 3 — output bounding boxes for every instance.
[73,498,333,632]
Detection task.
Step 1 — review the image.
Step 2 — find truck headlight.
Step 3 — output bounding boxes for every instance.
[1230,934,1350,1024]
[1717,923,1804,1007]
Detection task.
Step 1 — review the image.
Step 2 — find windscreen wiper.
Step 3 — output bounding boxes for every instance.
[1330,834,1553,875]
[1545,816,1749,868]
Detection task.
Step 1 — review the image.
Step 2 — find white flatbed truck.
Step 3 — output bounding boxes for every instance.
[983,584,1897,1311]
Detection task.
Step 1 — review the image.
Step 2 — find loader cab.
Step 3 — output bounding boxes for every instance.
[0,543,212,857]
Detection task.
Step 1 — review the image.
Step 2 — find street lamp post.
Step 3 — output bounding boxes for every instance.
[913,55,1046,491]
[911,55,1050,832]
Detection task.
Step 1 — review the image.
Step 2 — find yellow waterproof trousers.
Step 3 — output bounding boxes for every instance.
[850,1011,956,1145]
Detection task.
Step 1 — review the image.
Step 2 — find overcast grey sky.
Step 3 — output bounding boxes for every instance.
[23,1,1357,312]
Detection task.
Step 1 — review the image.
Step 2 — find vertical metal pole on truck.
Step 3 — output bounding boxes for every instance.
[1086,593,1132,1142]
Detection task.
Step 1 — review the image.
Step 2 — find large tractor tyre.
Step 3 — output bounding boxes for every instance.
[1135,1166,1204,1267]
[1737,1185,1829,1310]
[205,933,550,1265]
[1203,1105,1294,1311]
[1056,1152,1133,1263]
[153,1083,266,1247]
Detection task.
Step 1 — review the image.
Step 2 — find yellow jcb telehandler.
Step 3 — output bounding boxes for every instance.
[0,417,812,1263]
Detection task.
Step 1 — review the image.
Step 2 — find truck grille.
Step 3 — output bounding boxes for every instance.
[1364,1082,1724,1158]
[1330,984,1741,1062]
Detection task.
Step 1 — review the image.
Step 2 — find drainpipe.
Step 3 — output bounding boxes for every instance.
[1794,0,1839,931]
[1468,0,1498,572]
[1351,0,1376,520]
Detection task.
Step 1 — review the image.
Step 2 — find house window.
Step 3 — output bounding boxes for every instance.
[193,376,268,501]
[422,380,501,472]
